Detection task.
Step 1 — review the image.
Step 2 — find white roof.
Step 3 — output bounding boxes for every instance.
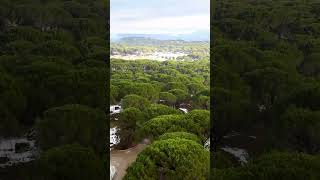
[0,138,37,168]
[179,108,188,113]
[221,147,249,165]
[110,105,122,115]
[110,127,120,148]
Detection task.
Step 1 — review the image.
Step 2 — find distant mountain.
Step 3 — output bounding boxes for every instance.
[116,37,186,46]
[115,34,180,41]
[177,30,210,41]
[111,30,209,42]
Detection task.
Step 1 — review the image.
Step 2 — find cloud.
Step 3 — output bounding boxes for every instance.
[111,14,209,35]
[110,0,209,36]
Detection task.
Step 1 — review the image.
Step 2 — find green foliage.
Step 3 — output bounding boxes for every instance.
[158,132,201,144]
[143,104,181,120]
[212,2,320,176]
[127,83,159,102]
[159,92,177,106]
[187,82,206,95]
[124,139,210,180]
[141,114,197,139]
[211,151,238,169]
[110,85,119,104]
[6,40,36,55]
[194,95,210,109]
[37,104,106,155]
[212,0,320,156]
[280,106,320,153]
[186,109,210,141]
[212,152,320,180]
[0,0,108,179]
[38,144,106,180]
[140,109,209,143]
[111,80,159,102]
[279,82,320,111]
[0,69,26,136]
[122,94,151,111]
[117,107,145,149]
[165,82,187,91]
[111,59,209,109]
[35,40,81,61]
[244,67,291,109]
[0,0,108,138]
[169,89,189,104]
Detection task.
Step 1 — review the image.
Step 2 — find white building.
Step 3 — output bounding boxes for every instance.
[110,51,188,61]
[153,52,188,60]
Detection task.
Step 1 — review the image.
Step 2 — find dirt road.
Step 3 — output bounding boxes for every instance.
[111,144,147,180]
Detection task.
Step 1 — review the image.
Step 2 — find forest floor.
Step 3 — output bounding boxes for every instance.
[111,143,147,180]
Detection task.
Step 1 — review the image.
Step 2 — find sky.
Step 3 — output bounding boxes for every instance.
[110,0,210,39]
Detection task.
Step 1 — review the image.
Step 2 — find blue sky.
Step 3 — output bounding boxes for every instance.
[110,0,210,37]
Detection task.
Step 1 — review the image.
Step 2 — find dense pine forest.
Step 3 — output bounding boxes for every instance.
[0,0,108,179]
[110,57,210,179]
[212,0,320,179]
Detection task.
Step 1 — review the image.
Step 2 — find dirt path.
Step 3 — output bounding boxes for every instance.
[111,144,147,180]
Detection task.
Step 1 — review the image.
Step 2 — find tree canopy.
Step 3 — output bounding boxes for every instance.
[124,138,210,180]
[212,152,320,180]
[37,104,106,155]
[0,0,108,178]
[158,132,202,144]
[38,144,106,180]
[212,0,320,178]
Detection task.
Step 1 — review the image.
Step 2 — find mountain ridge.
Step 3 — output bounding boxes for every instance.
[111,30,210,42]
